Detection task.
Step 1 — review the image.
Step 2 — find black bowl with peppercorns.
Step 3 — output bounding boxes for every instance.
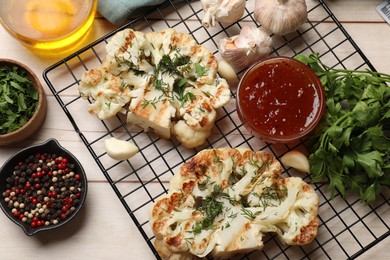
[0,138,87,235]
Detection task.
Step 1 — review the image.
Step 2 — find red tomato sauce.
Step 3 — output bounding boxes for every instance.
[237,57,323,140]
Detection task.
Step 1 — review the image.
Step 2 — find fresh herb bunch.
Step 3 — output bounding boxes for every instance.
[0,65,38,134]
[295,53,390,203]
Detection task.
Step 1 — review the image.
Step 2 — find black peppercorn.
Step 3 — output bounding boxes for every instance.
[2,153,83,229]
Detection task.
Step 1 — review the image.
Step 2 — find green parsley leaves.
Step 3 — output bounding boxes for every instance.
[195,63,207,78]
[295,53,390,203]
[0,65,38,134]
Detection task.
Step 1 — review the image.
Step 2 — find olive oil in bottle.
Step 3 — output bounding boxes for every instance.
[0,0,97,56]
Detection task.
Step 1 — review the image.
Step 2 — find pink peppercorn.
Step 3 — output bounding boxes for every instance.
[2,152,83,229]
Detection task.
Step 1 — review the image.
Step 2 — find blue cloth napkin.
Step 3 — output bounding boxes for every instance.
[98,0,167,24]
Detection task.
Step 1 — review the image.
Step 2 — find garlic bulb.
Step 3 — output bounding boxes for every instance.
[218,26,272,70]
[254,0,307,36]
[201,0,246,27]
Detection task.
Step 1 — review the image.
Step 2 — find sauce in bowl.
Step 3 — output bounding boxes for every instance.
[237,56,325,143]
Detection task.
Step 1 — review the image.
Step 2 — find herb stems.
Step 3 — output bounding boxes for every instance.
[295,53,390,203]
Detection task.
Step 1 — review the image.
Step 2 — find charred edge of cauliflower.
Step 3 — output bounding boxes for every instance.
[78,28,232,148]
[150,149,320,259]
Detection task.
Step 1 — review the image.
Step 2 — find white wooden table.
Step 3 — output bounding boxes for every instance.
[0,1,389,259]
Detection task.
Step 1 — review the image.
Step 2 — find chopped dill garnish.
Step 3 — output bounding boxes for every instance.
[228,170,242,186]
[192,185,228,234]
[120,81,132,91]
[213,150,222,163]
[141,98,157,109]
[253,183,288,211]
[198,176,211,191]
[241,207,258,221]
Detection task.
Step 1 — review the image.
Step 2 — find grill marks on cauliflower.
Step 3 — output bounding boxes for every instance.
[150,148,319,259]
[79,67,131,120]
[78,28,230,148]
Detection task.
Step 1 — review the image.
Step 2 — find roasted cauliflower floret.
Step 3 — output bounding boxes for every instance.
[78,67,131,120]
[274,177,319,245]
[172,120,211,148]
[179,94,217,131]
[150,148,320,259]
[78,28,231,148]
[197,78,231,109]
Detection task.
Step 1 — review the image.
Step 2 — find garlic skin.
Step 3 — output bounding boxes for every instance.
[201,0,246,27]
[218,26,272,70]
[254,0,307,36]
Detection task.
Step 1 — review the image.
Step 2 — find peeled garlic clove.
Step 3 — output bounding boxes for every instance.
[280,150,310,173]
[254,0,307,36]
[218,26,272,70]
[104,137,139,160]
[218,59,239,84]
[201,0,246,27]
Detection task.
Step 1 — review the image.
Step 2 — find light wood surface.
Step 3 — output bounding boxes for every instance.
[0,0,389,259]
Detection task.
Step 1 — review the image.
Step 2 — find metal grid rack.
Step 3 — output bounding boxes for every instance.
[43,0,390,259]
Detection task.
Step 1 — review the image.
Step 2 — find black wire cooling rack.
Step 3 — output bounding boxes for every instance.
[43,0,390,259]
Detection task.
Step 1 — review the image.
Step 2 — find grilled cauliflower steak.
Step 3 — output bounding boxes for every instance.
[150,148,319,259]
[78,28,231,148]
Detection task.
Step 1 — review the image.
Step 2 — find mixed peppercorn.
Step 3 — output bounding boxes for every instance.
[2,152,83,228]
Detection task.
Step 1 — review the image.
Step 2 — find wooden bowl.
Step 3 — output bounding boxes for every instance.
[0,58,47,146]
